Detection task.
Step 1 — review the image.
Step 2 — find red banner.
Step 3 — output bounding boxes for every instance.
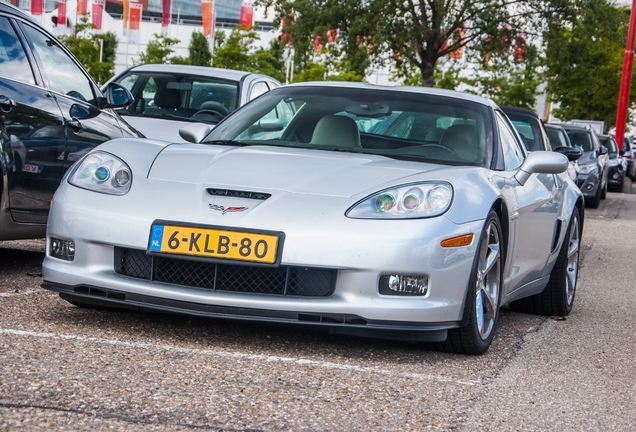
[162,0,171,35]
[77,0,87,15]
[31,0,43,17]
[92,0,104,31]
[202,0,214,36]
[57,0,67,32]
[128,3,142,43]
[239,2,253,27]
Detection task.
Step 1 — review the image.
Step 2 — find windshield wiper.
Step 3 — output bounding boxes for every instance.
[204,139,249,146]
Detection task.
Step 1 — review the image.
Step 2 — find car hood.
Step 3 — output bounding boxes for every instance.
[148,144,445,198]
[578,150,597,166]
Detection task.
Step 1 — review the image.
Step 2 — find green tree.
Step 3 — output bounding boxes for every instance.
[137,34,181,64]
[545,0,634,127]
[59,15,118,84]
[258,0,569,87]
[189,31,212,66]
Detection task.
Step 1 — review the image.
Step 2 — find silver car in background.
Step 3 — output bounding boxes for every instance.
[42,83,583,354]
[101,64,281,142]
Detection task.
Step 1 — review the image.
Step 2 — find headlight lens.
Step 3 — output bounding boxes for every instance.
[68,151,132,195]
[578,163,598,175]
[347,182,453,219]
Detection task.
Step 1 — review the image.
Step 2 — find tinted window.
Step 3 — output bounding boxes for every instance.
[505,112,544,152]
[545,127,569,148]
[566,130,595,152]
[0,17,34,84]
[22,23,95,104]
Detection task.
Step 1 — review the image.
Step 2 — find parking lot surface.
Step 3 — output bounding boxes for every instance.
[1,192,636,431]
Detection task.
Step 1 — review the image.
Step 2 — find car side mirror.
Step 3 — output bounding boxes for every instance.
[599,146,608,155]
[179,123,214,143]
[514,151,568,186]
[620,149,626,156]
[97,83,135,109]
[553,145,583,162]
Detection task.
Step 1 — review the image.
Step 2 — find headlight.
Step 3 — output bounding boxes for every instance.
[68,151,132,195]
[578,163,598,175]
[346,182,453,219]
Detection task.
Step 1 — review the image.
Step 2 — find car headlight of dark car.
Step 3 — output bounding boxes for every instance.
[577,163,598,175]
[346,182,453,219]
[68,151,132,195]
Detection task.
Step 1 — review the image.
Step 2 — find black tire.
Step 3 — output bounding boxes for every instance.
[586,182,601,208]
[509,207,581,316]
[436,210,504,355]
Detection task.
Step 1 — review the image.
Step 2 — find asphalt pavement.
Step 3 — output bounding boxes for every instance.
[1,191,636,431]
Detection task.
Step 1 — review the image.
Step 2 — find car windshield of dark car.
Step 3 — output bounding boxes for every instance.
[112,71,239,124]
[600,136,618,154]
[566,130,595,152]
[546,127,570,148]
[506,114,544,152]
[205,86,494,166]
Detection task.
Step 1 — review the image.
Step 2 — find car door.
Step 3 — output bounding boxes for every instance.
[496,112,560,292]
[0,14,67,224]
[16,21,127,176]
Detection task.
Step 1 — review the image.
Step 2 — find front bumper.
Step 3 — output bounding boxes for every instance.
[576,172,600,197]
[42,183,486,338]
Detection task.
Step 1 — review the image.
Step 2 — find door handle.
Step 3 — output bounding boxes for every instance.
[66,118,83,132]
[0,95,16,112]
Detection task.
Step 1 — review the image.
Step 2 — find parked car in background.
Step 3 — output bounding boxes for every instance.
[599,134,626,193]
[545,123,580,183]
[560,124,609,208]
[0,2,139,241]
[620,136,636,181]
[43,83,584,355]
[102,64,282,142]
[500,107,582,180]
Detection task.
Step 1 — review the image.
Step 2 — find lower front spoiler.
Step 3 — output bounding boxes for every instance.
[43,282,455,343]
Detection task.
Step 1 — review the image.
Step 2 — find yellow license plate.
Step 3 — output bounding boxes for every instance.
[148,223,281,264]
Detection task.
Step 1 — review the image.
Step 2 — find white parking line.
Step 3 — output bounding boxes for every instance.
[0,288,44,298]
[0,329,480,386]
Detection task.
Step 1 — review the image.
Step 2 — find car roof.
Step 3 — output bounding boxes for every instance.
[558,123,591,132]
[544,123,565,130]
[122,64,274,82]
[500,105,540,118]
[282,81,499,108]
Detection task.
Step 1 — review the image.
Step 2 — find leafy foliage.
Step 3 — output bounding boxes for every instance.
[545,0,634,126]
[137,34,182,64]
[189,31,212,66]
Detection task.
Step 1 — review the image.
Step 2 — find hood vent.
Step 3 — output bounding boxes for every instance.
[206,188,271,201]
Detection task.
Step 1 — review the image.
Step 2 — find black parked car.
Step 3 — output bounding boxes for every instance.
[0,2,139,241]
[500,107,582,179]
[559,124,609,208]
[599,134,626,193]
[544,123,580,184]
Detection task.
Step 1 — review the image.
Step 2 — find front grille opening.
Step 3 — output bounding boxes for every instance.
[115,248,336,297]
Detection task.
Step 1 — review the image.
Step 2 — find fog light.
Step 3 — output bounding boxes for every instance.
[379,275,428,296]
[50,238,75,261]
[585,184,594,191]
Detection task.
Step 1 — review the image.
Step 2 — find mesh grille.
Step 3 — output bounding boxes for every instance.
[115,248,336,297]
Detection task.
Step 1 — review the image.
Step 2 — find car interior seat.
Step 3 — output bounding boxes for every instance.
[310,115,361,148]
[439,124,483,163]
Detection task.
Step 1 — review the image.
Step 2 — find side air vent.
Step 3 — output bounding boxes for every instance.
[206,188,271,200]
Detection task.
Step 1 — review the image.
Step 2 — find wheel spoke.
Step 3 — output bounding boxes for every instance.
[475,220,501,339]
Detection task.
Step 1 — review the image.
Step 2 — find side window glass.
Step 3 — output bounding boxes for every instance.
[0,17,35,84]
[249,81,269,100]
[22,24,95,105]
[497,113,524,170]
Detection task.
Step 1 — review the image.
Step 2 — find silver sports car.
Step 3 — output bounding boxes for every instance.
[42,83,584,354]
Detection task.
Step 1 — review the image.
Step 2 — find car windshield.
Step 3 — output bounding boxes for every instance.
[112,71,239,124]
[204,86,494,166]
[600,136,618,153]
[504,113,545,152]
[566,130,595,152]
[546,127,570,148]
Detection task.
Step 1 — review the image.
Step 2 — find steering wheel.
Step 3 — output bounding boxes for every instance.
[192,109,226,123]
